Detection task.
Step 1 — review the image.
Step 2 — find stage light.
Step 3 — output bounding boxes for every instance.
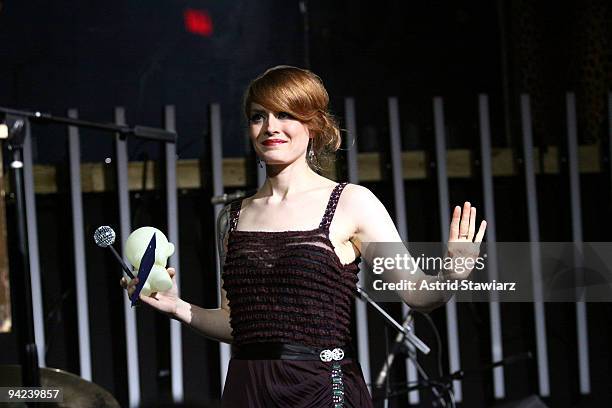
[184,9,213,37]
[0,117,24,142]
[10,160,23,169]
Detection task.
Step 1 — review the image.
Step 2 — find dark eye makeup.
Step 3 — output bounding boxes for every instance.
[276,112,294,119]
[249,112,265,123]
[249,111,295,123]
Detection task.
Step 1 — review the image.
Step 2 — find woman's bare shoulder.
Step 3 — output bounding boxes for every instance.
[341,183,401,242]
[341,183,378,203]
[336,183,378,220]
[339,183,390,223]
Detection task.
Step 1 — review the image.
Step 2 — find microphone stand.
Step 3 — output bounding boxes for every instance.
[0,106,176,143]
[379,351,533,406]
[356,286,430,355]
[4,118,40,391]
[356,286,441,407]
[1,106,176,391]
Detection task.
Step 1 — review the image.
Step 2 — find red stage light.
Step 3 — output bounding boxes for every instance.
[183,9,213,37]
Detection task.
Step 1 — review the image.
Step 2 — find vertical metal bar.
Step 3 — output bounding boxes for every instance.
[344,99,359,184]
[257,164,266,186]
[387,97,419,404]
[432,97,462,401]
[164,105,184,401]
[565,93,590,394]
[256,128,266,186]
[387,98,408,252]
[477,95,505,398]
[67,109,92,381]
[115,107,141,408]
[519,94,550,397]
[21,119,46,368]
[210,104,231,391]
[0,137,8,333]
[344,97,371,394]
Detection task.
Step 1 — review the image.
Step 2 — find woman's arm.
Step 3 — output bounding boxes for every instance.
[172,203,234,342]
[124,272,233,343]
[173,289,232,344]
[344,184,486,312]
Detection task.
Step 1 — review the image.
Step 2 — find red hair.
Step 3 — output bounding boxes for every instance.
[244,66,341,171]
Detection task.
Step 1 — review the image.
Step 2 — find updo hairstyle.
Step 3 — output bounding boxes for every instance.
[244,65,341,171]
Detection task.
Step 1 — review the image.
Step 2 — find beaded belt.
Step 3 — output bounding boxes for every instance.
[232,342,352,407]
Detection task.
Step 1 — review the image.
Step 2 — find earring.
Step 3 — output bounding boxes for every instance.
[307,141,315,162]
[256,156,264,168]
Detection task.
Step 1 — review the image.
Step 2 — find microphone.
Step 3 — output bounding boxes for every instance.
[375,312,414,388]
[94,226,135,279]
[210,189,256,205]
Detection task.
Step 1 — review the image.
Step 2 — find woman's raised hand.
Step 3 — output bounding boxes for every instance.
[444,201,487,280]
[119,267,180,316]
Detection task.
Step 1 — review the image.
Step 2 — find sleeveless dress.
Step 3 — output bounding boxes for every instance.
[221,182,374,408]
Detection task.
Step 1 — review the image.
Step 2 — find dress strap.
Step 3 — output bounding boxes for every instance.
[228,199,243,233]
[319,182,349,231]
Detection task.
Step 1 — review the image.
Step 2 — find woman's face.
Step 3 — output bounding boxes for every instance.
[248,102,311,166]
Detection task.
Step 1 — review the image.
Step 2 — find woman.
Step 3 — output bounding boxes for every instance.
[121,65,486,407]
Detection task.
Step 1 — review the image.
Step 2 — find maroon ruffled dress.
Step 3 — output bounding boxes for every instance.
[221,182,373,408]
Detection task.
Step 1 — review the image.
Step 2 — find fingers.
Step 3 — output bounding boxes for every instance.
[119,277,139,297]
[450,201,486,242]
[129,278,139,297]
[167,267,176,278]
[459,201,471,239]
[138,293,156,307]
[474,220,487,243]
[467,207,476,240]
[449,206,461,239]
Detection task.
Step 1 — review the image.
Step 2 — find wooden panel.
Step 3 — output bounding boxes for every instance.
[402,150,428,179]
[6,144,602,194]
[358,152,381,181]
[491,147,516,176]
[447,148,472,178]
[579,144,601,173]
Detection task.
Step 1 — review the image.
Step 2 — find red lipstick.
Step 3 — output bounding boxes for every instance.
[262,139,287,146]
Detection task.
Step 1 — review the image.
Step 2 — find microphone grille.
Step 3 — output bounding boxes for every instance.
[94,226,116,247]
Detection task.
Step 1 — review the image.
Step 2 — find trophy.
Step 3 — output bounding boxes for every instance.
[94,226,174,304]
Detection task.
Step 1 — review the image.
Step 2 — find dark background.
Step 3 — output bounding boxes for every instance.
[3,0,607,162]
[1,0,611,407]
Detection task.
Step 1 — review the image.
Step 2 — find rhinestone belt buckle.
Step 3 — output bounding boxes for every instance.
[319,347,345,362]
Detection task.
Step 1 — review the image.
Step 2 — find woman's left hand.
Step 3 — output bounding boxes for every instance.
[444,201,487,281]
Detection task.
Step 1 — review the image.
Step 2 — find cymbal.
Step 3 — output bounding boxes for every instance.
[0,365,120,408]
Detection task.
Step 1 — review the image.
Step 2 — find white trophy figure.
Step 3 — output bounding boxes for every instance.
[124,227,174,297]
